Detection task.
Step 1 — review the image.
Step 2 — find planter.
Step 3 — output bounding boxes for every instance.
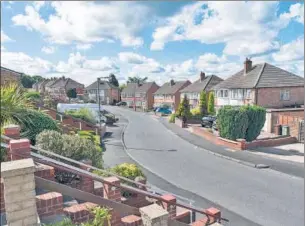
[175,117,186,128]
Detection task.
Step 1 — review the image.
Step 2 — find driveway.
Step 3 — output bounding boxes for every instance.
[104,106,303,226]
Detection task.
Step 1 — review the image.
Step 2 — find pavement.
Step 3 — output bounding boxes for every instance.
[103,106,303,226]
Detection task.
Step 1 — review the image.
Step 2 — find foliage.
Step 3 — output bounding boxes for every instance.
[0,146,6,163]
[44,218,75,226]
[21,74,44,88]
[66,88,77,100]
[176,95,191,118]
[207,92,215,115]
[190,107,202,119]
[199,91,207,115]
[78,130,101,152]
[241,105,266,142]
[127,76,147,84]
[108,73,119,87]
[82,207,111,226]
[111,163,145,181]
[43,95,57,109]
[0,83,35,128]
[119,84,127,92]
[14,110,60,144]
[25,91,41,102]
[36,130,103,168]
[65,108,96,124]
[169,113,176,123]
[217,106,248,141]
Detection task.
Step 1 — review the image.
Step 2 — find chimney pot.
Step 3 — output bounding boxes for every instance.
[244,58,252,75]
[200,72,205,82]
[170,79,174,86]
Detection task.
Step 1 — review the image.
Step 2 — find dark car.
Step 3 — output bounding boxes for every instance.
[116,101,127,106]
[201,116,217,128]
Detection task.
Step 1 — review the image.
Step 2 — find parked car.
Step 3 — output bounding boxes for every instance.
[212,120,218,131]
[201,116,217,128]
[156,107,172,115]
[116,101,127,106]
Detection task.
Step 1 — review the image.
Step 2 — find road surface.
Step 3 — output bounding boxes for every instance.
[104,106,304,226]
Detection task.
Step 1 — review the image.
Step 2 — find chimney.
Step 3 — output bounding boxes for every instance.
[170,79,175,86]
[200,72,205,82]
[244,58,252,75]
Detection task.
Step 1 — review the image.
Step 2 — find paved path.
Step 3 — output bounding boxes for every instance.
[104,106,303,226]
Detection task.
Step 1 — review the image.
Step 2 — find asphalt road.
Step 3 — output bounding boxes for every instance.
[104,106,304,226]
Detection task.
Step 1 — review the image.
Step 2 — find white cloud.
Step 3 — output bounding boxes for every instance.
[33,1,45,11]
[76,43,92,50]
[150,2,300,56]
[1,46,5,51]
[41,46,55,54]
[272,36,304,62]
[1,51,53,75]
[118,52,146,64]
[280,3,304,24]
[12,1,150,47]
[1,30,14,42]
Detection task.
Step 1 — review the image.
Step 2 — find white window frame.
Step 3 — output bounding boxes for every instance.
[245,89,252,99]
[280,90,290,101]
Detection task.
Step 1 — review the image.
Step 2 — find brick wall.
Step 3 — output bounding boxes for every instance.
[0,179,4,213]
[1,68,21,86]
[63,202,97,224]
[257,87,304,108]
[36,192,63,217]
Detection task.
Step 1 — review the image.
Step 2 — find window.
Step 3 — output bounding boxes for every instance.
[217,90,228,98]
[280,90,290,101]
[231,89,244,99]
[135,93,141,98]
[245,89,251,99]
[126,93,133,98]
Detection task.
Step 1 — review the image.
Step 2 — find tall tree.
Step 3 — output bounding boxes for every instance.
[20,74,44,88]
[127,76,147,84]
[176,94,191,118]
[207,92,215,115]
[66,88,77,102]
[108,73,119,87]
[199,90,207,115]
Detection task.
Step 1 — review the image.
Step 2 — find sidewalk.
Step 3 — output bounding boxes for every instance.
[157,116,304,178]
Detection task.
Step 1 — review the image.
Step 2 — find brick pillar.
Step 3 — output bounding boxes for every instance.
[140,203,169,226]
[103,177,122,226]
[236,139,246,150]
[1,158,39,225]
[205,207,221,223]
[9,138,31,161]
[3,124,20,140]
[78,160,94,193]
[161,194,177,218]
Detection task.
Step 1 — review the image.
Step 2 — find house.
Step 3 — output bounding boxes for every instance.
[1,66,22,86]
[85,80,120,104]
[47,76,84,101]
[121,82,160,110]
[212,58,304,111]
[44,78,58,93]
[180,72,223,109]
[33,80,48,93]
[153,79,191,111]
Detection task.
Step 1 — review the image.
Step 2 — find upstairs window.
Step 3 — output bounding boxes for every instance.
[280,90,290,101]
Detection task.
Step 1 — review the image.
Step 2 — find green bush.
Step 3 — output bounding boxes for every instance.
[199,91,207,115]
[25,91,41,102]
[169,113,176,123]
[176,95,191,118]
[78,130,101,151]
[190,107,202,119]
[82,207,111,226]
[207,92,215,115]
[44,218,75,226]
[13,110,60,144]
[111,163,145,180]
[65,108,96,124]
[241,105,266,142]
[217,106,248,141]
[36,130,103,168]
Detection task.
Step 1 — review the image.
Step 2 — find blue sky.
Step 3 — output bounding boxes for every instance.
[1,1,304,86]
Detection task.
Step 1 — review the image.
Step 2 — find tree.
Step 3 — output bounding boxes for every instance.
[207,92,215,115]
[20,74,44,88]
[127,76,147,84]
[176,94,191,118]
[66,88,77,102]
[119,84,127,92]
[108,73,119,87]
[199,90,207,115]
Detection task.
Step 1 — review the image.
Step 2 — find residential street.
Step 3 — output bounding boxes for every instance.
[104,106,304,226]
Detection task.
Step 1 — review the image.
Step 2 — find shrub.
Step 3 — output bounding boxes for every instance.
[169,113,176,123]
[82,207,111,226]
[65,108,96,124]
[14,110,60,144]
[217,106,248,141]
[45,218,75,226]
[78,130,101,151]
[207,92,215,115]
[176,95,191,118]
[25,91,41,102]
[241,105,266,142]
[199,91,207,115]
[36,130,103,168]
[190,107,202,119]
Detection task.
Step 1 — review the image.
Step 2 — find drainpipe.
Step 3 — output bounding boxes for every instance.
[255,89,258,105]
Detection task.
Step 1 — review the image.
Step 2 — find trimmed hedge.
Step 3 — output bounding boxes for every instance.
[217,106,248,141]
[217,105,266,142]
[241,105,266,142]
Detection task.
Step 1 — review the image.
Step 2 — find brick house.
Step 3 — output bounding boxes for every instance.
[212,58,304,111]
[180,72,223,109]
[1,66,22,86]
[153,80,191,111]
[85,80,120,104]
[121,82,159,110]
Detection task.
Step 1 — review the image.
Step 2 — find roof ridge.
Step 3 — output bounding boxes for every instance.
[203,75,213,90]
[254,63,266,88]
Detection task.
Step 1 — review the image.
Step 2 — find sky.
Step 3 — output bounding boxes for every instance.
[1,1,304,86]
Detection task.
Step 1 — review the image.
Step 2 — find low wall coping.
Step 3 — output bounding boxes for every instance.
[266,108,304,113]
[218,137,239,144]
[1,158,35,178]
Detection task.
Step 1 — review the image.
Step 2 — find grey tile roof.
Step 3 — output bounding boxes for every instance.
[50,77,83,88]
[121,83,138,94]
[212,63,304,90]
[180,75,223,93]
[45,79,58,88]
[154,80,190,95]
[85,81,118,90]
[1,66,23,76]
[135,82,157,93]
